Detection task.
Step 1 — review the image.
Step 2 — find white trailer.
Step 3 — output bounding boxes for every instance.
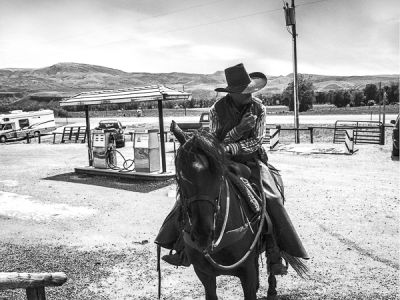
[0,110,56,143]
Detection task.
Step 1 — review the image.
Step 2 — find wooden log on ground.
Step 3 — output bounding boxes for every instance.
[0,272,67,290]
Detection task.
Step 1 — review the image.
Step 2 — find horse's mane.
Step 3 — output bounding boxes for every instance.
[175,130,226,178]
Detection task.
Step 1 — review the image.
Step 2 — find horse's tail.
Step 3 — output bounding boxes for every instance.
[281,251,310,279]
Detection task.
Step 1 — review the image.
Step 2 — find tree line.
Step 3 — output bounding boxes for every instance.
[257,76,399,111]
[0,78,398,117]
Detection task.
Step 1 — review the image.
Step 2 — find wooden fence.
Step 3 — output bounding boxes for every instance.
[53,126,87,144]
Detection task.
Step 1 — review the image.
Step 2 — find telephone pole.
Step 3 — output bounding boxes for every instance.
[284,0,300,143]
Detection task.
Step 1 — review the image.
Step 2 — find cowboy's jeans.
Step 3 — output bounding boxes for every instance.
[258,162,309,259]
[154,198,183,251]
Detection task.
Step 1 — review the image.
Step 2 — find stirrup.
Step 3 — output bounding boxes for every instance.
[161,251,190,267]
[268,262,288,275]
[267,257,288,276]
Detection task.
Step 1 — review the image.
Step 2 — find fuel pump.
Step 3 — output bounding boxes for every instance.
[91,130,117,169]
[133,129,160,173]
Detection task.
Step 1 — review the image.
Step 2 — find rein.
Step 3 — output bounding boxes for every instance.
[183,174,266,271]
[212,179,229,250]
[203,178,266,271]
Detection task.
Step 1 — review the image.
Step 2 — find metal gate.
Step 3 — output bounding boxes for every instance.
[333,120,383,145]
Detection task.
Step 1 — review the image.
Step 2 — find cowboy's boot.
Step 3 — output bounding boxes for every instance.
[162,250,190,267]
[161,234,190,267]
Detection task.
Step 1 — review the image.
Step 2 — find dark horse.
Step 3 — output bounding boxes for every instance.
[171,124,278,300]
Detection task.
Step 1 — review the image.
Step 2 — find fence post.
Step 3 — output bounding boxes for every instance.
[82,128,87,143]
[308,127,314,144]
[380,124,385,145]
[68,127,73,141]
[61,128,67,143]
[296,128,300,143]
[345,130,354,154]
[269,125,281,149]
[75,127,81,143]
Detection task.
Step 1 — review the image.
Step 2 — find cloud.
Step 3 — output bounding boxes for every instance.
[0,0,399,75]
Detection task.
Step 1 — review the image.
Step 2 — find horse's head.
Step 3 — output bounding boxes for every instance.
[172,121,226,251]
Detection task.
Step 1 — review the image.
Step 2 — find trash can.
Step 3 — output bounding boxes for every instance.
[133,129,160,173]
[92,130,117,169]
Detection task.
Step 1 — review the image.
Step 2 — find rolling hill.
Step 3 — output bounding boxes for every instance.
[0,62,398,105]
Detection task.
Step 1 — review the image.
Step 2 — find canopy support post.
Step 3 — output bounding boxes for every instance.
[84,105,93,166]
[158,99,167,173]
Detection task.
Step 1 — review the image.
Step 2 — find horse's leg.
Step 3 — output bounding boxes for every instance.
[193,266,217,300]
[239,260,259,300]
[267,274,277,300]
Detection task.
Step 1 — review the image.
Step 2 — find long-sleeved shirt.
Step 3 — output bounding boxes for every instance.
[210,95,266,157]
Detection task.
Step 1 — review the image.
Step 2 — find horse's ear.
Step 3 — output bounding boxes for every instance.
[171,120,188,145]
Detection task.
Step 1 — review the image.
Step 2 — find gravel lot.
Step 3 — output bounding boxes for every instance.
[0,132,398,299]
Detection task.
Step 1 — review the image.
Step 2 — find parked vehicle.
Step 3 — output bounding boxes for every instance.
[95,119,126,148]
[390,115,399,157]
[0,110,56,143]
[176,112,210,132]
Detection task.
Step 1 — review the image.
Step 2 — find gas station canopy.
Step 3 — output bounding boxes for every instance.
[59,85,191,107]
[59,85,191,174]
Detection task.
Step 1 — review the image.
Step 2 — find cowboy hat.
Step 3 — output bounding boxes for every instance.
[215,63,267,94]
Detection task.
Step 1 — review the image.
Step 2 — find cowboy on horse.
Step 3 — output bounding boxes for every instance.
[155,63,309,275]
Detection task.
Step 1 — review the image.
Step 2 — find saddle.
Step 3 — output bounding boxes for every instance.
[227,161,262,214]
[226,160,275,247]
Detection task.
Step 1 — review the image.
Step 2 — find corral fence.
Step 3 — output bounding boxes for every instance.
[52,126,87,144]
[264,125,315,148]
[264,120,387,149]
[333,120,384,145]
[2,127,87,144]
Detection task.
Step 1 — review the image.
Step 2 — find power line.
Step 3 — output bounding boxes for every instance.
[144,0,228,20]
[91,0,336,48]
[297,0,332,7]
[39,0,229,47]
[91,7,283,48]
[5,0,336,63]
[156,7,283,35]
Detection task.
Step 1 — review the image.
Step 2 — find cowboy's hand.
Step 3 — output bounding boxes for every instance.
[237,112,257,135]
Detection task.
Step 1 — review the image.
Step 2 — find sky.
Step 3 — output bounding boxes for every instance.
[0,0,399,76]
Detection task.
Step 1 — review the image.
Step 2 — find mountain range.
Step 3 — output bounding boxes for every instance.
[0,62,398,102]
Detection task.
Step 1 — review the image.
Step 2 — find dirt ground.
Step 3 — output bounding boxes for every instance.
[0,134,398,299]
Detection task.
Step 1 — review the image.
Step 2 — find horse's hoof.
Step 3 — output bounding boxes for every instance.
[267,295,278,300]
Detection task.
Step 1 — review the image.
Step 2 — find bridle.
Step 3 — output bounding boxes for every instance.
[182,175,230,252]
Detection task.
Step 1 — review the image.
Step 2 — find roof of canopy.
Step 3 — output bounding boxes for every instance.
[59,85,191,107]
